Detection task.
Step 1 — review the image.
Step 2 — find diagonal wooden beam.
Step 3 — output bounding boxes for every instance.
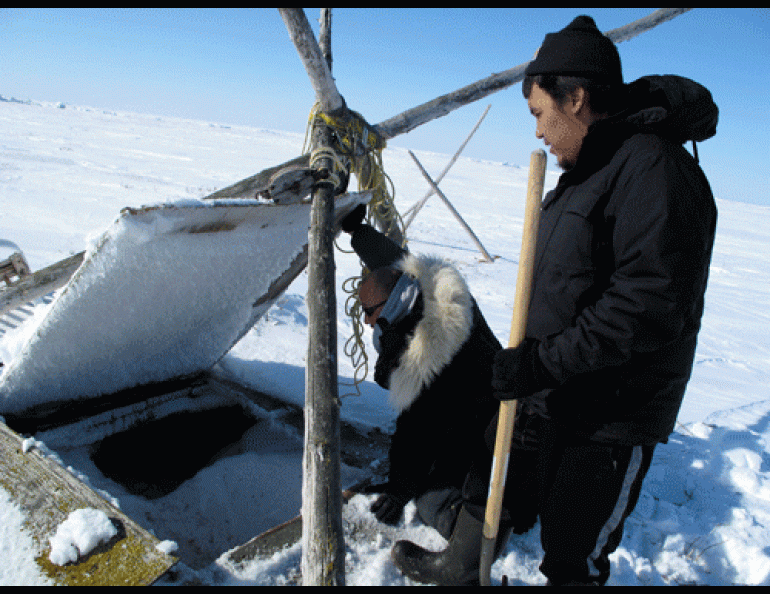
[374,8,693,140]
[408,150,494,263]
[278,8,344,114]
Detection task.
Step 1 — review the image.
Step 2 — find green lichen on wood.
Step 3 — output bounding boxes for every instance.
[36,533,173,586]
[1,421,175,586]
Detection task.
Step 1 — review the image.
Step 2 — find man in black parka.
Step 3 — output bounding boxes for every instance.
[342,210,502,540]
[392,15,718,586]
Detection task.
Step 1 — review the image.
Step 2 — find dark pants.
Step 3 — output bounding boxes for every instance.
[412,427,496,540]
[414,486,464,540]
[464,413,655,586]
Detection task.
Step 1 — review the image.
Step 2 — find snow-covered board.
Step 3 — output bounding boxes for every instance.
[0,419,177,585]
[0,194,369,425]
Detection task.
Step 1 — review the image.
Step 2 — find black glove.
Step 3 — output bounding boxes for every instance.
[358,482,410,525]
[340,203,366,233]
[370,492,409,525]
[492,338,556,401]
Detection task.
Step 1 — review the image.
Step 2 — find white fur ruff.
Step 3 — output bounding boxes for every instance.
[387,254,474,412]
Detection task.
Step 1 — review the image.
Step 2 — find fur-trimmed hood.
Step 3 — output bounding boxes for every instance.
[386,253,474,412]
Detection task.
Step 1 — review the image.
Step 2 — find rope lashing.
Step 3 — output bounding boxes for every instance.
[303,104,407,397]
[308,145,349,192]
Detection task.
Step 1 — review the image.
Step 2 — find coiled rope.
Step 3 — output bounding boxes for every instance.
[302,103,406,397]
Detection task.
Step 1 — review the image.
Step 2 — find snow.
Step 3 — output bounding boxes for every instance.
[0,488,53,586]
[48,507,118,566]
[1,97,770,585]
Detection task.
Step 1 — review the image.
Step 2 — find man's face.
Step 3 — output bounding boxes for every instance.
[359,278,388,328]
[527,83,588,170]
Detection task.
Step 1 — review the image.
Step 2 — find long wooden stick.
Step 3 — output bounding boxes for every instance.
[278,8,344,113]
[403,104,491,231]
[279,8,345,586]
[408,150,494,263]
[375,8,692,141]
[479,149,546,586]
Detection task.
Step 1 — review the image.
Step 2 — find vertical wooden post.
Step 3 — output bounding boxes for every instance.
[278,8,345,586]
[303,124,345,587]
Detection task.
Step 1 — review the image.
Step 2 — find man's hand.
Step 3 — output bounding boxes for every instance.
[370,492,409,525]
[492,338,555,401]
[357,482,410,525]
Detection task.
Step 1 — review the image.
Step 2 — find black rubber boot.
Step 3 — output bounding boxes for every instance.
[391,504,511,586]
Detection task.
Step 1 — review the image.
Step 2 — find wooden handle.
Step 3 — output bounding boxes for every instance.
[480,149,546,585]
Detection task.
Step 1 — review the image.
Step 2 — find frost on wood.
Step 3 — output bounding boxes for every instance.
[0,196,366,420]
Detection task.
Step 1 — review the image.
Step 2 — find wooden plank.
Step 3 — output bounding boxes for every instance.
[0,252,84,318]
[227,481,368,566]
[0,420,176,586]
[1,251,31,285]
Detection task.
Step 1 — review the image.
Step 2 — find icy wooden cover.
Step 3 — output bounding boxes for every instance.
[0,196,364,417]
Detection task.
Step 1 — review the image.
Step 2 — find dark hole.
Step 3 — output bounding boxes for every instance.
[89,405,258,499]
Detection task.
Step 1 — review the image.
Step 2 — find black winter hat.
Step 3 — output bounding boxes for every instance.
[525,16,623,85]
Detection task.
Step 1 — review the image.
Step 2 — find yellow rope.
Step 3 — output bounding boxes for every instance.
[341,274,369,395]
[303,103,406,397]
[308,145,348,191]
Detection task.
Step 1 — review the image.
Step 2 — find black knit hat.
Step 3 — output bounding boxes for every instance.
[525,16,623,85]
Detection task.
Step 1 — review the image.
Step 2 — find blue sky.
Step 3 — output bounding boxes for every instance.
[1,8,768,205]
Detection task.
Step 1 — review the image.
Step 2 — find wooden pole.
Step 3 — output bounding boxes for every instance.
[479,149,546,586]
[403,104,491,231]
[319,8,333,71]
[279,8,344,114]
[408,150,494,263]
[302,123,345,588]
[278,8,345,586]
[375,8,693,141]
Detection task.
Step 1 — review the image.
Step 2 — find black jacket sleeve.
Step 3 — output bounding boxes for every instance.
[350,224,407,271]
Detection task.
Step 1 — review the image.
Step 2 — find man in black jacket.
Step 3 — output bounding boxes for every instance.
[342,209,502,540]
[392,16,718,586]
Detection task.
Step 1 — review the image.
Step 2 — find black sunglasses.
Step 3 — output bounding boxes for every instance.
[362,299,388,317]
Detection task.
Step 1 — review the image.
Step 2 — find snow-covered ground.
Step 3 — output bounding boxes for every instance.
[1,97,769,585]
